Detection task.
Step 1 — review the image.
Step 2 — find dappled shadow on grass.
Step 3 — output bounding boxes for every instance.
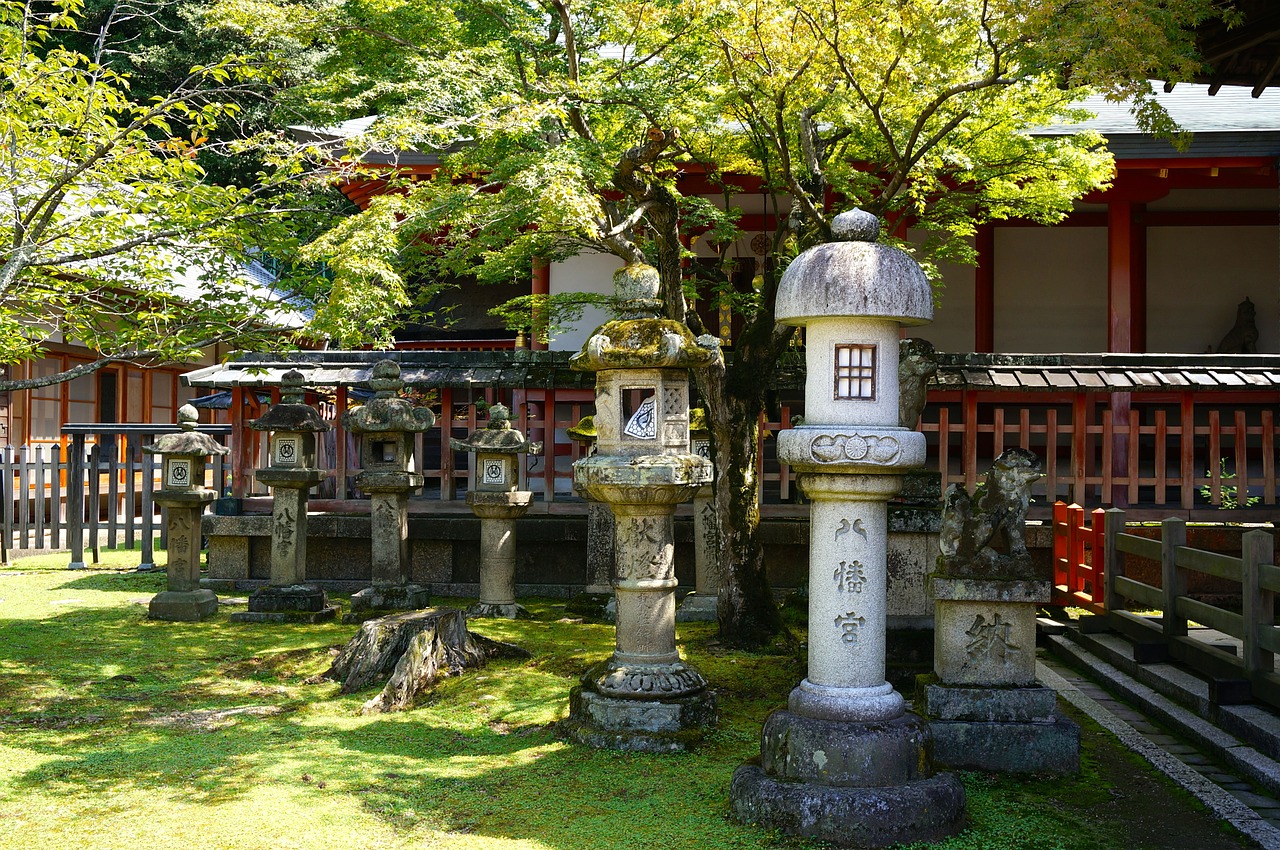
[55,570,168,593]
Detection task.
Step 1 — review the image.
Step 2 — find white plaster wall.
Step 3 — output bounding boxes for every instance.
[1147,226,1280,353]
[547,253,621,352]
[993,227,1108,352]
[906,230,975,354]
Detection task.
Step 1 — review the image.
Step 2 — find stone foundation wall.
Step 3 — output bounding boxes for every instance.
[205,510,1263,614]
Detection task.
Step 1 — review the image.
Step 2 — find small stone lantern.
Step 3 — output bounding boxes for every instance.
[676,408,719,622]
[343,359,435,620]
[730,210,965,847]
[232,370,337,624]
[563,263,722,752]
[143,404,228,621]
[451,404,542,618]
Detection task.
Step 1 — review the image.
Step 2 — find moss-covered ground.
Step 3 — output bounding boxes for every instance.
[0,550,1253,849]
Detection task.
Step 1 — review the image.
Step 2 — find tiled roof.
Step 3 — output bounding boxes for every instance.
[933,353,1280,392]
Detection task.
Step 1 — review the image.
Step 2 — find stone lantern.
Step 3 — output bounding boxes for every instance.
[566,415,616,615]
[232,369,337,624]
[730,210,965,847]
[343,359,435,620]
[450,404,542,619]
[143,404,228,621]
[676,408,719,622]
[563,263,722,752]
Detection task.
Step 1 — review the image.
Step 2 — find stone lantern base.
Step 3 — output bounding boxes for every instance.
[149,589,219,622]
[675,593,717,622]
[232,584,339,624]
[345,583,432,623]
[563,659,717,753]
[924,576,1079,774]
[731,710,966,847]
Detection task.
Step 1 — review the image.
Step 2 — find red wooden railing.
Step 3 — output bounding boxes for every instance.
[920,390,1280,520]
[1052,501,1107,614]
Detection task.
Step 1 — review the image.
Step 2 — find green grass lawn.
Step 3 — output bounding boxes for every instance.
[0,552,1252,850]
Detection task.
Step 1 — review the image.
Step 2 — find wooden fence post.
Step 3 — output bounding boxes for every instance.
[1241,528,1275,677]
[1103,508,1126,620]
[1053,501,1068,588]
[1091,508,1107,605]
[67,434,86,569]
[1161,516,1188,639]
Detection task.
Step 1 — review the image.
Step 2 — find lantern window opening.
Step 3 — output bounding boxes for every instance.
[833,343,876,400]
[622,387,658,440]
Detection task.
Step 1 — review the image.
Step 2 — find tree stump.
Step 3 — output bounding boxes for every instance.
[322,608,528,714]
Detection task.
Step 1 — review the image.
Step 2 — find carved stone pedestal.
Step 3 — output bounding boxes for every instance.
[233,469,340,624]
[149,492,219,622]
[924,577,1079,774]
[564,479,717,752]
[466,491,533,619]
[676,484,719,622]
[345,476,430,623]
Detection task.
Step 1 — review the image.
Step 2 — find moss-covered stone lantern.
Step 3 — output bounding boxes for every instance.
[143,404,228,621]
[342,359,436,620]
[450,404,542,619]
[232,369,337,624]
[562,263,722,753]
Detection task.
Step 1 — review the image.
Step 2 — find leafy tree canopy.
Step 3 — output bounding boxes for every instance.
[0,0,398,391]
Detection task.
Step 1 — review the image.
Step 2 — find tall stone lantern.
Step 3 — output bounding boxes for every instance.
[343,359,436,620]
[563,263,722,752]
[144,404,228,621]
[451,404,542,619]
[730,210,965,847]
[233,369,337,624]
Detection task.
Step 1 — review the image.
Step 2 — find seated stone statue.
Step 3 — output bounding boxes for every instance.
[937,448,1043,580]
[898,338,938,429]
[1216,297,1259,354]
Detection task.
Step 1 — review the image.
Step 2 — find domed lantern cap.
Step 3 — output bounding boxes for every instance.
[144,405,229,458]
[450,404,542,455]
[248,369,330,434]
[774,209,933,327]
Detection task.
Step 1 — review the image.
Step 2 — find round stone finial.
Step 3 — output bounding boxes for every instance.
[487,404,512,429]
[177,404,199,430]
[369,359,403,398]
[831,208,880,242]
[612,263,663,319]
[280,369,306,405]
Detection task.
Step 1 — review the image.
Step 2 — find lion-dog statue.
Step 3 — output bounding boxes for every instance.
[938,448,1044,580]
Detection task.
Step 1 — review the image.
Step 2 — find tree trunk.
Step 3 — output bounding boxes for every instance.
[323,608,528,714]
[697,358,787,648]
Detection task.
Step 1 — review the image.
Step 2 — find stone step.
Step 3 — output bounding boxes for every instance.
[1048,633,1280,801]
[1064,624,1280,763]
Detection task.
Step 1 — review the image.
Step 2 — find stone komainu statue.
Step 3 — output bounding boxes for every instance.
[1216,297,1259,354]
[938,448,1043,580]
[898,338,938,429]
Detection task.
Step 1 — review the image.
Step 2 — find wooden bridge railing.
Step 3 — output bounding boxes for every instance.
[1098,508,1280,708]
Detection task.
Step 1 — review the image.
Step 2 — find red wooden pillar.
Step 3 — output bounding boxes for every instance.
[531,258,551,351]
[1107,200,1146,505]
[974,223,995,352]
[229,386,248,497]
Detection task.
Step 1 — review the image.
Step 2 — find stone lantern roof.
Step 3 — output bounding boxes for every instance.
[774,209,933,327]
[570,264,722,372]
[343,359,436,434]
[567,415,596,443]
[248,370,330,434]
[143,405,229,458]
[450,405,542,455]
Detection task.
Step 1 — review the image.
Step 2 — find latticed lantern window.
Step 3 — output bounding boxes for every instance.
[834,344,876,400]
